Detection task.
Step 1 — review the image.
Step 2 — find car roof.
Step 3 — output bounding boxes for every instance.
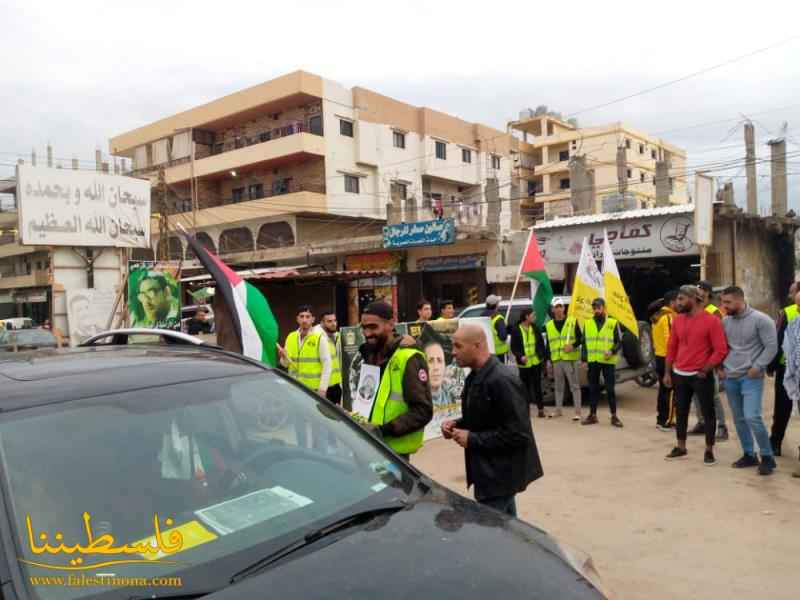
[0,345,266,410]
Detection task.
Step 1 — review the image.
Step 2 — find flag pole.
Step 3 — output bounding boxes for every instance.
[505,229,533,323]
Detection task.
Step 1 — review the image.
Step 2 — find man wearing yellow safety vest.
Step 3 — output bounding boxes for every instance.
[359,301,433,461]
[318,309,343,407]
[436,300,456,321]
[510,307,547,418]
[582,298,624,428]
[768,281,800,456]
[545,298,584,421]
[482,294,508,362]
[689,281,730,441]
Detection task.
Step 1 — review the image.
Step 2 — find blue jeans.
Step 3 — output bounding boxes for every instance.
[724,376,772,458]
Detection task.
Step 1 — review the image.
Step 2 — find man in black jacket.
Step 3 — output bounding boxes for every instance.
[442,323,543,517]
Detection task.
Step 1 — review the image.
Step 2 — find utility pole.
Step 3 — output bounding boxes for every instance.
[47,144,53,168]
[744,122,758,214]
[768,138,788,217]
[158,169,169,261]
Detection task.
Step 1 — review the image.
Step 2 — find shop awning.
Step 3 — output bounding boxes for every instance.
[248,269,388,282]
[533,204,694,231]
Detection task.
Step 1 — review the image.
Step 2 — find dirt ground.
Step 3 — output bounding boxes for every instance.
[413,380,799,600]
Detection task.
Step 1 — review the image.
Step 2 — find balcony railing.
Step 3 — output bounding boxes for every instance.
[211,121,319,156]
[168,181,326,215]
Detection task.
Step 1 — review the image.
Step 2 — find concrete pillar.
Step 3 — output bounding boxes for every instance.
[570,156,594,215]
[406,195,418,223]
[744,122,757,214]
[486,178,500,234]
[655,160,670,206]
[386,201,402,225]
[47,145,53,168]
[616,146,627,194]
[72,157,78,170]
[95,149,102,172]
[31,149,37,166]
[769,139,787,217]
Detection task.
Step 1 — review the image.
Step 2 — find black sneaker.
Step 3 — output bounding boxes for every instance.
[665,447,688,461]
[732,454,760,468]
[771,440,782,457]
[758,456,776,476]
[716,425,729,442]
[704,450,716,466]
[689,422,705,435]
[581,414,599,426]
[611,415,624,428]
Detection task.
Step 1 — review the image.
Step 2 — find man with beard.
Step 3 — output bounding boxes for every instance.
[318,309,343,407]
[664,285,728,465]
[359,301,433,461]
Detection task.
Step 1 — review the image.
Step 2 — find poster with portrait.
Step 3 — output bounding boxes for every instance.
[127,262,181,330]
[351,364,381,419]
[66,288,119,347]
[341,323,408,411]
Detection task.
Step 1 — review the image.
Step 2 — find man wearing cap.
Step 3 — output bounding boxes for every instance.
[582,298,624,427]
[482,294,508,362]
[358,301,433,461]
[545,297,584,420]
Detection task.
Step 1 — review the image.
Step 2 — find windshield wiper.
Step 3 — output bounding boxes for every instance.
[229,499,408,584]
[129,590,213,600]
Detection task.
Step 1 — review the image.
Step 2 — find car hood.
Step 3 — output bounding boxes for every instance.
[213,486,606,600]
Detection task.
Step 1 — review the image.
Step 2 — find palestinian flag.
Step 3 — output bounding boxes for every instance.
[520,230,554,325]
[182,233,279,366]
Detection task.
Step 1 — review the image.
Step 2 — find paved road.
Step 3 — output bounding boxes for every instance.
[413,380,799,600]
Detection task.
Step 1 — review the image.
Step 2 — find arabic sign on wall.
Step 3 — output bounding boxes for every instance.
[345,251,401,272]
[383,218,455,249]
[417,254,485,272]
[535,212,696,264]
[17,165,151,248]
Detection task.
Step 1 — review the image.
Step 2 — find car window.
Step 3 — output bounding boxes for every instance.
[10,329,57,346]
[0,373,412,600]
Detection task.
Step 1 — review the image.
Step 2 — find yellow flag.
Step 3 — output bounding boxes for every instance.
[601,229,638,337]
[569,237,604,326]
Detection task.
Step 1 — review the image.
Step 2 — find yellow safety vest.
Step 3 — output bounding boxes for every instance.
[546,318,580,362]
[780,304,799,365]
[584,317,620,365]
[327,332,342,387]
[369,348,427,455]
[491,314,509,355]
[518,324,542,368]
[705,303,721,316]
[285,330,324,390]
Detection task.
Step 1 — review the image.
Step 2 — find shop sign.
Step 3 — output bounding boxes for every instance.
[345,251,401,272]
[535,211,696,264]
[383,218,455,249]
[14,290,47,303]
[417,254,485,272]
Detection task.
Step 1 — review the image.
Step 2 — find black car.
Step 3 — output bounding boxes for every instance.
[0,330,611,600]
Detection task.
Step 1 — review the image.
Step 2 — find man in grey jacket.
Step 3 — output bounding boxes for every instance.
[719,286,779,475]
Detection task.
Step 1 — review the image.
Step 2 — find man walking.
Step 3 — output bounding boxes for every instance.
[318,309,343,407]
[482,294,509,362]
[511,308,547,418]
[719,287,778,475]
[359,301,433,461]
[545,298,583,421]
[582,298,624,427]
[769,282,799,456]
[652,290,678,431]
[442,323,543,516]
[689,281,730,440]
[663,286,728,465]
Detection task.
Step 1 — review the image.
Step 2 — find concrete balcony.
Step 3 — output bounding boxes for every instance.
[0,270,50,290]
[165,133,325,185]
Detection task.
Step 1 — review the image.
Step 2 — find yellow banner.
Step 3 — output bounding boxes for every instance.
[568,238,604,327]
[604,272,639,337]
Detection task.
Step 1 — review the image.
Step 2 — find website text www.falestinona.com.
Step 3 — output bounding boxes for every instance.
[30,574,182,587]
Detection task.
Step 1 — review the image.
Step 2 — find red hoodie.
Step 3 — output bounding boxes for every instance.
[666,310,728,373]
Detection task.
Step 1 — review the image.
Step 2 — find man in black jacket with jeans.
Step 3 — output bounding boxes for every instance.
[442,323,543,517]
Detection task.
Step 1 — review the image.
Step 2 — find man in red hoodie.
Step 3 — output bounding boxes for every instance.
[663,285,728,465]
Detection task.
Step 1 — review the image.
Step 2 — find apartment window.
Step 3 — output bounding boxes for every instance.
[309,115,323,136]
[393,131,406,149]
[213,143,224,155]
[491,155,502,170]
[669,176,674,191]
[248,183,264,200]
[651,149,657,160]
[559,178,570,190]
[640,172,646,183]
[527,180,538,197]
[339,119,354,137]
[627,169,632,179]
[462,148,472,163]
[232,187,245,203]
[234,137,244,149]
[639,143,645,154]
[558,150,569,162]
[178,198,192,213]
[435,141,447,160]
[345,175,360,194]
[259,132,270,143]
[625,138,631,149]
[391,182,407,200]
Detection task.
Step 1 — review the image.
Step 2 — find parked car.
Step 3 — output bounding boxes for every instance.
[0,327,59,352]
[0,329,612,599]
[459,297,657,397]
[0,317,34,330]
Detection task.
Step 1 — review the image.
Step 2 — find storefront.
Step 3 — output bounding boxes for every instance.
[534,205,700,318]
[344,252,402,322]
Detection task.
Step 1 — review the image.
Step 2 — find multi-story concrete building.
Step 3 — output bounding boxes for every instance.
[109,71,517,322]
[508,111,688,221]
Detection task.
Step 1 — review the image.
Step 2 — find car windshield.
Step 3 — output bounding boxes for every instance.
[0,372,413,600]
[0,329,56,348]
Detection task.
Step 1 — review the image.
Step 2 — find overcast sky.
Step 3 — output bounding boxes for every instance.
[2,0,799,210]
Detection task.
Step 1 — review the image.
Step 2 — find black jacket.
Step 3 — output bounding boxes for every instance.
[455,358,543,499]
